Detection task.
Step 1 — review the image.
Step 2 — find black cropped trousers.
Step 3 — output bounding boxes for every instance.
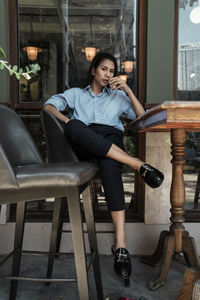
[64,119,125,211]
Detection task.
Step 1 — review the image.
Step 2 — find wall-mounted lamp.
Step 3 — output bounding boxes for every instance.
[81,47,99,62]
[23,46,42,61]
[190,0,200,23]
[122,60,135,73]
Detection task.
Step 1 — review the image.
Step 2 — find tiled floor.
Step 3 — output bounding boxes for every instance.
[0,253,189,300]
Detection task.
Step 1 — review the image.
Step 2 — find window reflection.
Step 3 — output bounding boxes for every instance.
[18,0,139,219]
[178,0,200,212]
[18,0,137,103]
[178,0,200,101]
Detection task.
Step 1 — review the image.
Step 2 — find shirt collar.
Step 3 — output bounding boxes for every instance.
[84,85,111,95]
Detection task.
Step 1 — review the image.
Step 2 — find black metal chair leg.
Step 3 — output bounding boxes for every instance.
[67,187,89,300]
[9,202,26,300]
[82,187,104,300]
[47,197,62,280]
[55,197,67,256]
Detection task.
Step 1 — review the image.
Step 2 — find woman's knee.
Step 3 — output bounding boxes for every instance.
[99,157,123,171]
[65,119,89,140]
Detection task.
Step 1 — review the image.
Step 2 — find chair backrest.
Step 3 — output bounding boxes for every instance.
[40,109,79,163]
[0,104,43,167]
[0,143,17,189]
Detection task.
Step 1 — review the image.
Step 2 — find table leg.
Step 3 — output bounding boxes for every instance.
[142,128,200,291]
[182,236,200,268]
[149,234,175,290]
[141,230,171,266]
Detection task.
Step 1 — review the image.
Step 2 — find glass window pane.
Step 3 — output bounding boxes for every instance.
[17,0,139,220]
[178,0,200,213]
[177,0,200,101]
[18,0,138,102]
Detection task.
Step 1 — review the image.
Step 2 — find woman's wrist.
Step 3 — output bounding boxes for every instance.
[126,86,133,97]
[64,118,70,124]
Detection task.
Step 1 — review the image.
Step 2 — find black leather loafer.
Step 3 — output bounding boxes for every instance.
[139,163,164,188]
[111,246,131,287]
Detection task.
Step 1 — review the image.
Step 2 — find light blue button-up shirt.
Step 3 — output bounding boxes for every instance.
[44,85,136,132]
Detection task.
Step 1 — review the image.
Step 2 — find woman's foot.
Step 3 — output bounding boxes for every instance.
[111,246,131,287]
[139,164,164,188]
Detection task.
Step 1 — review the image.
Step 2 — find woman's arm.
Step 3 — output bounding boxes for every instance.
[44,104,70,123]
[109,77,145,117]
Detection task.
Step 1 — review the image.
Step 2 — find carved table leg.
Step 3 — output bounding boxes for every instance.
[142,129,200,291]
[141,230,171,266]
[177,268,200,300]
[183,236,200,268]
[149,234,175,290]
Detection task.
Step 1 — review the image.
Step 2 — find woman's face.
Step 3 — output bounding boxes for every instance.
[91,59,115,88]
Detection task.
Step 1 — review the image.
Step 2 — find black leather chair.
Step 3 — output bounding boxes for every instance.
[0,104,103,300]
[193,157,200,209]
[40,109,100,265]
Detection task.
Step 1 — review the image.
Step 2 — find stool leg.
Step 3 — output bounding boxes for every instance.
[67,187,89,300]
[47,197,62,281]
[9,202,26,300]
[82,186,104,300]
[55,197,67,256]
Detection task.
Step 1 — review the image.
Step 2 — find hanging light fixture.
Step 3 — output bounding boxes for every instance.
[122,60,135,73]
[23,46,42,61]
[82,16,100,62]
[23,15,42,61]
[81,47,99,62]
[190,0,200,23]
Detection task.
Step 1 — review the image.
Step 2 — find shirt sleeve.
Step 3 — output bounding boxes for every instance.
[44,88,76,112]
[118,90,136,121]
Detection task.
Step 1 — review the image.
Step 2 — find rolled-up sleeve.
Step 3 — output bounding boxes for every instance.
[118,91,136,121]
[44,88,75,112]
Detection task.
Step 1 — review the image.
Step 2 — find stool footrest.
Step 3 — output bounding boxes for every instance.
[0,276,77,282]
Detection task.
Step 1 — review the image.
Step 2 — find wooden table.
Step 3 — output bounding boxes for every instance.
[130,101,200,299]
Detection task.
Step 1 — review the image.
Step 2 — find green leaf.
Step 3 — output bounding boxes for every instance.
[31,68,37,74]
[12,65,18,72]
[0,47,6,59]
[0,63,4,70]
[9,70,14,76]
[25,66,30,72]
[16,73,20,80]
[19,68,23,74]
[35,64,41,71]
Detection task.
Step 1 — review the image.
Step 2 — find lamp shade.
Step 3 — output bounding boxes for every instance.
[122,60,134,73]
[23,46,42,61]
[82,47,99,62]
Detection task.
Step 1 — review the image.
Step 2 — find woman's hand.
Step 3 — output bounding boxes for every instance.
[109,77,130,94]
[109,77,145,117]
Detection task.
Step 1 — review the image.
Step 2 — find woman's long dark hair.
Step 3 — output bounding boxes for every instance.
[85,52,118,87]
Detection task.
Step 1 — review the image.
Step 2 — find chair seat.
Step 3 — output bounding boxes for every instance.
[15,162,97,187]
[0,162,97,204]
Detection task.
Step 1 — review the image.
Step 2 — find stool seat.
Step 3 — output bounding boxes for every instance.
[0,162,97,204]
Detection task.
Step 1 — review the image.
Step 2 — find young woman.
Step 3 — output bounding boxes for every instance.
[44,52,164,286]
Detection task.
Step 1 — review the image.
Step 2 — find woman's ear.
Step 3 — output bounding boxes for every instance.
[91,67,95,76]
